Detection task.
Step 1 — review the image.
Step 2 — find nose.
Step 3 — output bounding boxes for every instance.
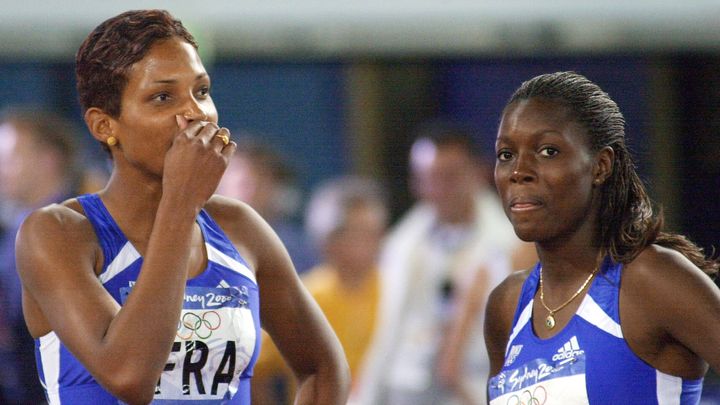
[182,108,208,122]
[181,97,209,122]
[510,155,536,184]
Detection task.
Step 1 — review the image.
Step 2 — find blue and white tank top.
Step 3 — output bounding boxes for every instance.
[35,194,261,404]
[488,258,703,405]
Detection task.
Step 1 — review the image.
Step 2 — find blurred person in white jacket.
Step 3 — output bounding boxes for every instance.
[353,123,532,405]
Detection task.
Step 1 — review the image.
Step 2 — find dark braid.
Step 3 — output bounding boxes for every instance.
[507,71,717,275]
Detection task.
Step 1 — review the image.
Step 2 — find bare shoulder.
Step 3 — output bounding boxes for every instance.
[22,198,87,227]
[203,194,264,230]
[17,199,102,336]
[203,194,283,271]
[621,244,720,377]
[621,243,719,331]
[17,199,98,262]
[486,269,532,333]
[204,193,253,214]
[623,244,716,294]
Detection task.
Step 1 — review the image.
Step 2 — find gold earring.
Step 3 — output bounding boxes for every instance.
[106,136,117,146]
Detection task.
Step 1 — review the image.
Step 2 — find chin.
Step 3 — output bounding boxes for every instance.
[510,222,541,242]
[515,232,539,243]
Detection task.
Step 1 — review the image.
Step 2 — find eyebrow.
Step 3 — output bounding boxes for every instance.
[152,73,209,85]
[496,129,564,145]
[531,129,564,137]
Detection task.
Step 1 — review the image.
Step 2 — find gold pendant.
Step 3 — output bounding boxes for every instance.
[545,314,556,330]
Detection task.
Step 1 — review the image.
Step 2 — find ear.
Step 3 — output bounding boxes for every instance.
[593,146,614,186]
[84,107,116,144]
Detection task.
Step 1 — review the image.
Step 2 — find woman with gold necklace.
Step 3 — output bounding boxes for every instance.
[485,71,720,404]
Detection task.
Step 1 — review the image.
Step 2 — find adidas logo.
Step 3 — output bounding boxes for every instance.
[551,336,584,363]
[506,344,523,366]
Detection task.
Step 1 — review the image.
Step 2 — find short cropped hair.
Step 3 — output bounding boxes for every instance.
[75,9,197,117]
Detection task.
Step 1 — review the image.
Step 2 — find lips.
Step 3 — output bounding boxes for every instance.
[509,196,543,211]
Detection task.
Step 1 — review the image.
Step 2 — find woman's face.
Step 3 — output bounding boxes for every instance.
[494,97,599,243]
[112,37,217,176]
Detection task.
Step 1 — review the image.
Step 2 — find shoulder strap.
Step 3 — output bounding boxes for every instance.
[510,262,541,327]
[197,209,249,267]
[76,194,129,270]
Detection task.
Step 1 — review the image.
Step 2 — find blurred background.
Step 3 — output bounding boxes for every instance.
[0,0,717,250]
[0,1,718,402]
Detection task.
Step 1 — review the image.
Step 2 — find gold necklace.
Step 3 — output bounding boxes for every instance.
[538,265,598,330]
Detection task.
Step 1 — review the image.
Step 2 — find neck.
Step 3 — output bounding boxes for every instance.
[536,243,602,287]
[99,168,165,242]
[534,211,604,285]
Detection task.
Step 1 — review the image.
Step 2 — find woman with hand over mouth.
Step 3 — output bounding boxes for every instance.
[15,9,349,405]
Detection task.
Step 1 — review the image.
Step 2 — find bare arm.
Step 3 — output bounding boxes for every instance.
[17,122,234,404]
[18,200,197,404]
[209,197,350,405]
[259,224,349,404]
[622,245,720,377]
[251,331,295,404]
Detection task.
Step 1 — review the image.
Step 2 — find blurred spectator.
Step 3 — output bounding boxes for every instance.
[216,136,318,273]
[353,122,533,405]
[252,175,388,404]
[0,107,84,404]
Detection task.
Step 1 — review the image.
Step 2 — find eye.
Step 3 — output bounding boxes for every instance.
[197,85,211,98]
[152,92,171,103]
[539,146,559,157]
[497,150,513,162]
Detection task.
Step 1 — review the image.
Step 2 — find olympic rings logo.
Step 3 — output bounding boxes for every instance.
[176,311,221,340]
[506,385,547,405]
